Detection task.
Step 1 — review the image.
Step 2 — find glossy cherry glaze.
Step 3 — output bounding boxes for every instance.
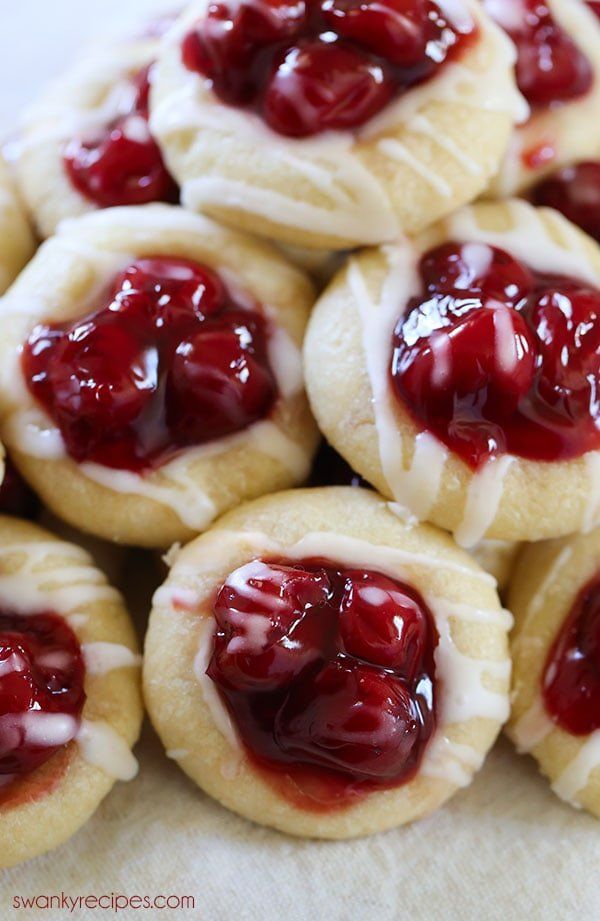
[22,257,277,472]
[0,611,85,780]
[391,241,600,469]
[207,558,437,807]
[483,0,593,109]
[0,459,40,520]
[532,161,600,243]
[543,573,600,735]
[181,0,476,137]
[64,65,178,208]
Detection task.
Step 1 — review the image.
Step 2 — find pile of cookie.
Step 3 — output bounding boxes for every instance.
[0,0,599,864]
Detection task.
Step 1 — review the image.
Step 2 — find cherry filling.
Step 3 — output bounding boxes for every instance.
[0,611,85,780]
[390,241,600,469]
[531,162,600,243]
[181,0,476,138]
[22,257,277,472]
[63,65,178,208]
[543,573,600,736]
[207,559,436,805]
[482,0,593,109]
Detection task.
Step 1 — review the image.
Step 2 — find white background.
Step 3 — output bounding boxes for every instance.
[1,0,171,131]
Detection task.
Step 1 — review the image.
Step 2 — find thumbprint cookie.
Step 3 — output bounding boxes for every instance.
[0,516,142,868]
[0,157,35,295]
[507,527,600,818]
[149,0,523,250]
[304,200,600,545]
[0,205,318,548]
[484,0,600,196]
[144,487,511,839]
[16,16,179,239]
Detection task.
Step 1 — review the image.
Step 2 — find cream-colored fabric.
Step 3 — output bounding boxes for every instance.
[1,729,598,920]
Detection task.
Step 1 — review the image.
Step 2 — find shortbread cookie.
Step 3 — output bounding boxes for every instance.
[507,527,600,818]
[16,19,178,239]
[145,487,511,838]
[150,0,523,250]
[484,0,600,195]
[0,205,318,547]
[0,516,142,867]
[304,200,600,545]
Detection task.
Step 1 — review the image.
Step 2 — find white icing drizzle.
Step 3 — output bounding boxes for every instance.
[166,527,508,786]
[348,254,449,524]
[421,734,485,787]
[151,0,525,244]
[434,600,510,725]
[82,642,142,675]
[552,730,600,807]
[377,138,453,197]
[75,720,139,781]
[454,456,514,549]
[510,696,554,753]
[408,114,484,175]
[0,712,79,755]
[193,619,243,780]
[0,542,120,616]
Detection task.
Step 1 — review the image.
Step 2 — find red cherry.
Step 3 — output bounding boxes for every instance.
[112,257,225,329]
[531,162,600,243]
[33,322,156,446]
[182,0,474,136]
[544,575,600,736]
[482,0,593,109]
[208,562,331,692]
[64,124,178,209]
[420,243,535,304]
[274,658,422,781]
[391,239,600,468]
[182,0,307,105]
[515,30,593,110]
[263,41,395,137]
[64,64,178,208]
[167,326,276,444]
[321,0,428,68]
[0,613,85,779]
[525,285,600,397]
[395,301,536,422]
[339,570,430,676]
